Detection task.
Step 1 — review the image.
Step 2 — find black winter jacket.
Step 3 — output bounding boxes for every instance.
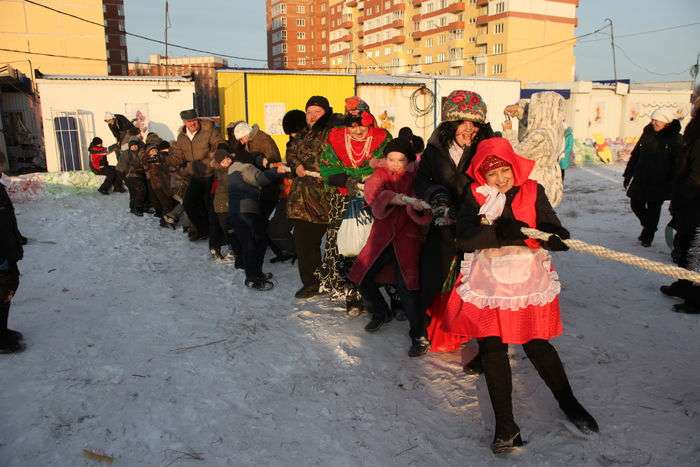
[624,120,682,201]
[670,115,700,233]
[0,184,23,264]
[456,183,563,252]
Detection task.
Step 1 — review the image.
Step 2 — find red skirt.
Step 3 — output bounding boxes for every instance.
[440,274,563,345]
[426,292,471,353]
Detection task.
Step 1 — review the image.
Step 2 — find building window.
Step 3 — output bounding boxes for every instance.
[321,17,326,25]
[440,17,447,26]
[424,55,433,64]
[392,57,400,67]
[495,23,504,34]
[495,2,505,13]
[437,53,445,62]
[384,47,391,55]
[298,58,306,65]
[469,17,477,24]
[297,44,306,52]
[426,38,433,47]
[321,44,326,51]
[297,5,305,14]
[321,4,326,12]
[439,34,447,45]
[493,43,503,54]
[297,18,305,27]
[282,29,287,39]
[297,32,305,39]
[493,63,503,74]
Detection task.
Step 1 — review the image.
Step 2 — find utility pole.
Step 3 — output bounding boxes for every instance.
[164,0,169,76]
[605,18,618,81]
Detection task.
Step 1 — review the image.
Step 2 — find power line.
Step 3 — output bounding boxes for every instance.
[614,44,693,77]
[22,0,267,63]
[576,21,700,45]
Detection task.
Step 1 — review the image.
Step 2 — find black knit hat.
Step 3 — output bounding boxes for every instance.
[282,109,307,135]
[90,137,103,146]
[383,136,417,162]
[305,96,332,114]
[213,149,231,163]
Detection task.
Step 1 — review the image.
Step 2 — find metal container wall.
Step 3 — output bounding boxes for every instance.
[218,71,355,158]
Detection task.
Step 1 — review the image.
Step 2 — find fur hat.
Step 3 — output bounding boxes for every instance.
[157,140,170,150]
[128,137,143,149]
[233,122,253,140]
[305,96,332,114]
[651,107,677,124]
[179,109,198,121]
[384,135,417,162]
[213,149,231,163]
[282,110,307,135]
[442,90,487,123]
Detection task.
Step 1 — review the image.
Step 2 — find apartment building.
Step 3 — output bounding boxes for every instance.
[0,0,128,77]
[267,0,329,69]
[267,0,578,81]
[129,54,228,116]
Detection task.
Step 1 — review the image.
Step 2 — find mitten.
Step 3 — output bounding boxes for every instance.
[538,223,570,240]
[493,218,528,242]
[542,235,569,252]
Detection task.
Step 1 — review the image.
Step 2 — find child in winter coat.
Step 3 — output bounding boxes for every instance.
[441,137,597,454]
[227,150,287,290]
[143,143,175,224]
[209,149,241,264]
[120,138,147,216]
[348,136,433,357]
[88,137,124,194]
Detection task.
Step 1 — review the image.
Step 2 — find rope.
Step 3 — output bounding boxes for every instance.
[522,227,700,283]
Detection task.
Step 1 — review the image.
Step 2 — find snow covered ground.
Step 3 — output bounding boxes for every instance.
[1,165,698,466]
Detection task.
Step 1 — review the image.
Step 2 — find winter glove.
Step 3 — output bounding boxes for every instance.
[493,218,528,243]
[538,223,570,240]
[623,176,631,190]
[542,235,569,252]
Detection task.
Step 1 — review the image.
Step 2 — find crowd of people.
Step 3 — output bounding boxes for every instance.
[2,88,699,455]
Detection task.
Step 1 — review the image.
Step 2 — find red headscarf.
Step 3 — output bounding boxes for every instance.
[467,137,534,186]
[467,137,540,249]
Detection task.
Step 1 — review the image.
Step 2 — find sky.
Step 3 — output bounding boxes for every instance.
[124,0,700,82]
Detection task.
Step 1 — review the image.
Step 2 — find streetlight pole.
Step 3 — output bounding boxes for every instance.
[605,18,617,81]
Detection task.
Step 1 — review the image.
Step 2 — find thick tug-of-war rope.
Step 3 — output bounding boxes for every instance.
[522,227,700,283]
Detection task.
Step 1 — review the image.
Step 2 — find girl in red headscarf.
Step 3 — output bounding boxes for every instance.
[441,137,598,454]
[317,97,391,314]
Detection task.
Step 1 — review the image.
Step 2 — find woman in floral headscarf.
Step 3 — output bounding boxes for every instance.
[317,96,392,314]
[442,137,598,454]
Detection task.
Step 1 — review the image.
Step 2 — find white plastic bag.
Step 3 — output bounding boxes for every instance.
[337,196,373,257]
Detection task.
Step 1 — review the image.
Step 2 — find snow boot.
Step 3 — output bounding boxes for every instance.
[98,188,109,195]
[295,284,320,299]
[491,430,524,455]
[660,280,692,299]
[364,314,391,333]
[130,209,144,217]
[408,337,430,357]
[463,353,483,375]
[245,277,274,291]
[673,302,700,314]
[270,252,296,264]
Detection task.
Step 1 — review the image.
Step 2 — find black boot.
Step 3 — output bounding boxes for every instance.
[364,314,390,332]
[408,336,430,357]
[491,430,524,455]
[558,394,599,434]
[660,280,692,299]
[294,284,320,299]
[673,301,700,314]
[0,302,24,354]
[463,353,483,375]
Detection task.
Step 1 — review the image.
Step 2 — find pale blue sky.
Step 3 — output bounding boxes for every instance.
[124,0,700,82]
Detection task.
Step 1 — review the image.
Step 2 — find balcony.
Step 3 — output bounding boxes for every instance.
[412,14,421,22]
[391,35,406,44]
[448,20,465,29]
[477,0,488,6]
[449,59,465,68]
[388,19,404,29]
[411,31,422,40]
[347,1,357,6]
[448,2,466,13]
[357,1,364,10]
[412,48,422,57]
[358,16,365,24]
[340,20,353,29]
[357,44,365,52]
[476,28,488,44]
[412,0,423,6]
[358,30,364,38]
[341,34,352,42]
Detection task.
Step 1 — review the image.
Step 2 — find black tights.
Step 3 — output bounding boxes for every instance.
[479,337,575,437]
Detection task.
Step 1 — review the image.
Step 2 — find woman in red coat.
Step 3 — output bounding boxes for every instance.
[442,137,598,453]
[348,136,432,357]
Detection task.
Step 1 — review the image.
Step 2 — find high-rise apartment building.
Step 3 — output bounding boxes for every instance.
[0,0,128,77]
[266,0,578,81]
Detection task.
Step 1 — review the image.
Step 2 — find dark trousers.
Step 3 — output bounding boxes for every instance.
[479,337,575,437]
[230,213,268,281]
[630,198,664,241]
[183,176,213,236]
[672,229,698,269]
[0,267,20,333]
[95,166,123,192]
[267,198,295,255]
[209,210,241,256]
[291,219,327,287]
[125,176,147,212]
[358,246,427,340]
[149,184,175,217]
